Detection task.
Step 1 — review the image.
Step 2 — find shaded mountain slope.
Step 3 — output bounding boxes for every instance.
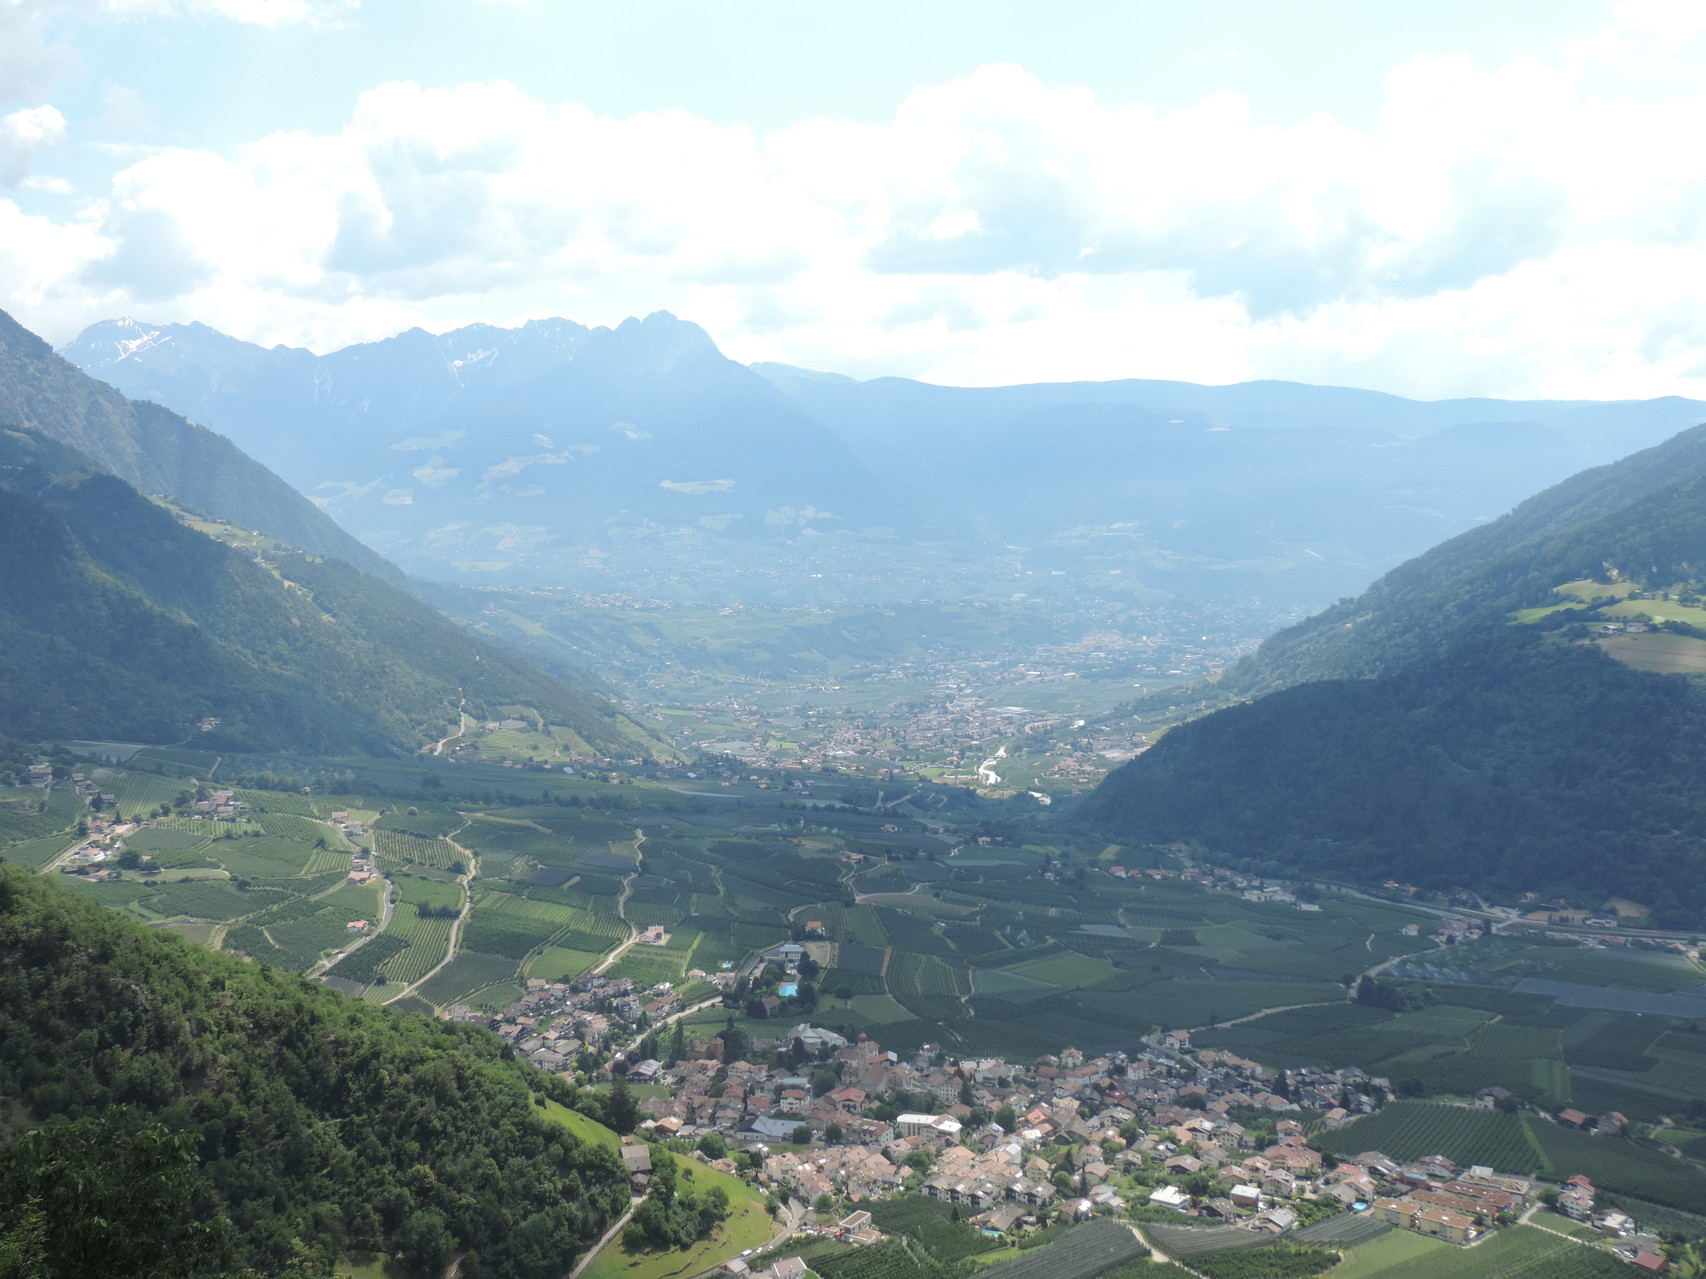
[1089,423,1706,925]
[0,427,637,754]
[0,307,408,588]
[1088,628,1706,926]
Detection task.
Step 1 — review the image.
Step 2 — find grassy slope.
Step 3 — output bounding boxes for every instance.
[581,1159,772,1279]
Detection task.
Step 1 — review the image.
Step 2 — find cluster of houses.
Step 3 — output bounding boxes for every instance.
[1556,1107,1633,1136]
[54,770,118,813]
[458,972,694,1075]
[593,1025,1401,1239]
[1364,1159,1533,1244]
[327,809,365,838]
[508,1009,1674,1273]
[191,789,246,819]
[1552,1178,1673,1271]
[1425,913,1488,945]
[347,851,378,887]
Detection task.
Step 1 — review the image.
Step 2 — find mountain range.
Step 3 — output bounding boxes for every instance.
[65,315,1706,605]
[63,314,920,590]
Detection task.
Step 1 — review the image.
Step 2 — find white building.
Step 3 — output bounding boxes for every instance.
[895,1113,963,1140]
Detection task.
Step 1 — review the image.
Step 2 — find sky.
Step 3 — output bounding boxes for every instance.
[5,0,1706,398]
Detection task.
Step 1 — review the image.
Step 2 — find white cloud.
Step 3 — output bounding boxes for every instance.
[10,12,1706,400]
[0,105,67,185]
[660,479,736,495]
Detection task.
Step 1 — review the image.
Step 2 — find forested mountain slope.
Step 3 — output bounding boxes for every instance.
[1225,420,1706,695]
[0,866,628,1278]
[0,427,640,754]
[0,308,409,589]
[1089,628,1706,926]
[1091,422,1706,925]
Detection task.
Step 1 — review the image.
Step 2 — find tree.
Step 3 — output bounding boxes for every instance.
[666,1021,686,1067]
[607,1078,640,1134]
[397,1210,456,1279]
[0,1107,237,1279]
[813,1194,835,1214]
[792,1125,812,1145]
[995,1105,1017,1132]
[824,1121,844,1144]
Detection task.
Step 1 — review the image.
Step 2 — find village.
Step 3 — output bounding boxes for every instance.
[466,973,1675,1279]
[10,752,1698,1277]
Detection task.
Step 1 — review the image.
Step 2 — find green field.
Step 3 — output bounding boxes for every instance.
[1598,630,1706,673]
[8,762,1698,1116]
[580,1155,771,1279]
[1317,1102,1544,1174]
[541,1098,621,1152]
[1533,1120,1706,1213]
[1325,1229,1451,1279]
[1325,1226,1627,1279]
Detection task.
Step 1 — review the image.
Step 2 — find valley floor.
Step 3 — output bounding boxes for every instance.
[8,745,1706,1277]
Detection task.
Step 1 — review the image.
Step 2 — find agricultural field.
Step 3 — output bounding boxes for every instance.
[1533,1120,1706,1214]
[1325,1225,1629,1279]
[1316,1103,1545,1173]
[1190,1247,1337,1279]
[0,784,83,851]
[1322,1230,1452,1279]
[1197,961,1706,1118]
[10,751,1706,1127]
[3,775,385,975]
[975,1218,1151,1279]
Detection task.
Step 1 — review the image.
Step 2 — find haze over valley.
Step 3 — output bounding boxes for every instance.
[8,4,1706,1278]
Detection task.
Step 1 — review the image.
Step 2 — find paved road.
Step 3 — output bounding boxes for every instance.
[41,817,136,875]
[429,697,469,757]
[566,1195,646,1279]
